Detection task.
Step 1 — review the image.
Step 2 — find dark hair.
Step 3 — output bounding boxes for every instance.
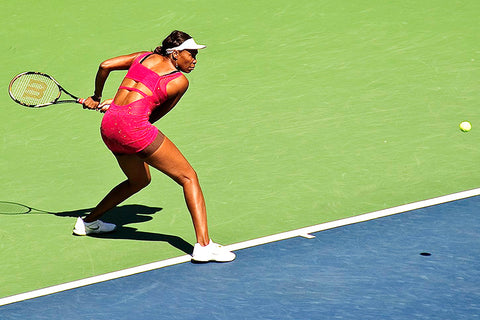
[154,30,192,56]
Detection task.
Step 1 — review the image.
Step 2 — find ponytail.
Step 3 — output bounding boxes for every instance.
[153,46,165,55]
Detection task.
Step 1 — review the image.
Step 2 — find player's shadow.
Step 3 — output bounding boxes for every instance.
[55,204,194,255]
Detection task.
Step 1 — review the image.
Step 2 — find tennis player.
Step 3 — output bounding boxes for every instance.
[73,30,235,263]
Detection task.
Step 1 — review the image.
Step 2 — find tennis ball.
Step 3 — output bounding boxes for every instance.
[459,121,472,132]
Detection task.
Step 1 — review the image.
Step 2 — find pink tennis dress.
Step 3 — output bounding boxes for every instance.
[100,52,183,154]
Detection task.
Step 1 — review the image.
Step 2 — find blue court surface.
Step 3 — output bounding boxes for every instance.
[1,196,479,319]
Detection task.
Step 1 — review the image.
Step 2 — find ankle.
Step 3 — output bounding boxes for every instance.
[82,217,96,223]
[197,238,211,247]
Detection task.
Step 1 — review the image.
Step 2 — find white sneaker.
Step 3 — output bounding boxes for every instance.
[191,240,236,262]
[72,217,116,236]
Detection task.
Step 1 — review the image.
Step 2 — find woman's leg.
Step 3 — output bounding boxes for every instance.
[143,137,210,246]
[83,154,151,223]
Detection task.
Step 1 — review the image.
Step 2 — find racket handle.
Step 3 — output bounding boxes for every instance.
[78,97,109,112]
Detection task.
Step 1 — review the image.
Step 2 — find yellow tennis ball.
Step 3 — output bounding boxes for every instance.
[460,121,472,132]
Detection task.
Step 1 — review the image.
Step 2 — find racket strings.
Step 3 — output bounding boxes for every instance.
[10,73,60,106]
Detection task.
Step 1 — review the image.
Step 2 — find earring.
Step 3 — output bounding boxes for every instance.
[172,54,179,69]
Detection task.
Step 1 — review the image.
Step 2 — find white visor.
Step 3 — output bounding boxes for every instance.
[165,38,206,54]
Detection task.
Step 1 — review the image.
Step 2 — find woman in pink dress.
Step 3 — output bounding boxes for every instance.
[74,30,235,263]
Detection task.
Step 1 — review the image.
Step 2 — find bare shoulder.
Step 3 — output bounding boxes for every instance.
[166,73,189,97]
[122,51,151,65]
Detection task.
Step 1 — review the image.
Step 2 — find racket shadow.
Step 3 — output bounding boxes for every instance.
[0,201,52,215]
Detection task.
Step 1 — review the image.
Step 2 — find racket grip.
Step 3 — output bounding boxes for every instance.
[78,98,85,104]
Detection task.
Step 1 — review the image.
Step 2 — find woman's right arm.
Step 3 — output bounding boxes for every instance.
[83,51,149,110]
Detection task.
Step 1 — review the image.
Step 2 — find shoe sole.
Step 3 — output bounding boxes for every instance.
[72,229,87,236]
[191,259,235,263]
[191,255,236,263]
[72,227,116,236]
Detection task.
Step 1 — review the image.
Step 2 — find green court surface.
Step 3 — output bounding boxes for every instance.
[1,0,479,298]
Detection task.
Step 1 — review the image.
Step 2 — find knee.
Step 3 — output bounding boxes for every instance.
[129,175,151,192]
[177,169,199,187]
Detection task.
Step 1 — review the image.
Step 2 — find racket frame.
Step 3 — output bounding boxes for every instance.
[8,71,85,108]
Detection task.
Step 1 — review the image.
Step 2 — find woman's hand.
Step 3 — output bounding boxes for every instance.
[83,96,101,110]
[98,98,113,113]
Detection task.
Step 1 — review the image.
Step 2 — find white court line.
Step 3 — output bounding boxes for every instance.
[1,187,479,307]
[225,187,480,252]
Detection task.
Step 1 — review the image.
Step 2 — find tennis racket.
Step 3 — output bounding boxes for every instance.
[8,71,85,108]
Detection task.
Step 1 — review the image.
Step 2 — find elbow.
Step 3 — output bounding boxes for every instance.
[99,58,121,73]
[99,60,112,72]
